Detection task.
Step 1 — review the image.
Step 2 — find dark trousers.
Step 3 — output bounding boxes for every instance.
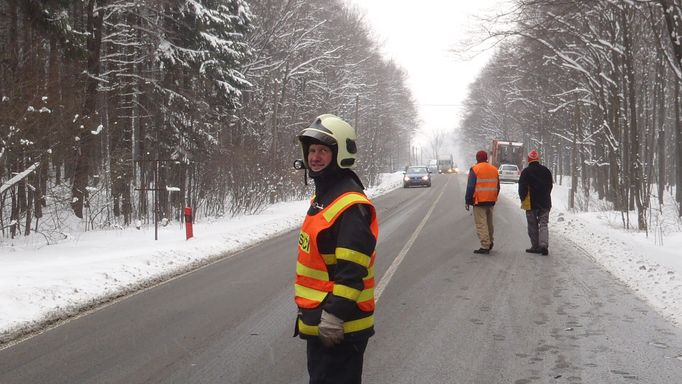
[525,208,550,249]
[306,338,368,384]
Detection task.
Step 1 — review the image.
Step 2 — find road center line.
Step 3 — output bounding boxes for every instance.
[375,177,450,302]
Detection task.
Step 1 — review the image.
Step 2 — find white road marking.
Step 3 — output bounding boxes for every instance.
[375,177,450,302]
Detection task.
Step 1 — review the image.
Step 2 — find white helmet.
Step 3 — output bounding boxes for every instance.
[297,114,357,169]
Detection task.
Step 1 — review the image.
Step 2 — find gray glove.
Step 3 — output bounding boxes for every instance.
[318,310,344,347]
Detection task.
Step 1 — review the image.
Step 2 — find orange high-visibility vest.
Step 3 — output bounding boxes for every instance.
[295,192,378,313]
[472,162,499,204]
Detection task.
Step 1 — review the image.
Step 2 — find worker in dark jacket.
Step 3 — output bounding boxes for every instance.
[294,114,378,384]
[465,150,500,254]
[518,149,553,255]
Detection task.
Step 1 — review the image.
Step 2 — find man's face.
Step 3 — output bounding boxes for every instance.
[308,143,333,172]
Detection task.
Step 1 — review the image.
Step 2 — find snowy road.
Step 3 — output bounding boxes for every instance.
[1,174,681,383]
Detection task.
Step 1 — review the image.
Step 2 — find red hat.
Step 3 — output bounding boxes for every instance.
[528,149,540,162]
[475,150,488,162]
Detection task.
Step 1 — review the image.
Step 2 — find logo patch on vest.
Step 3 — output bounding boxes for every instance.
[298,231,310,253]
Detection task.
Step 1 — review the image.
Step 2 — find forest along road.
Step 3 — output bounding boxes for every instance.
[1,174,681,383]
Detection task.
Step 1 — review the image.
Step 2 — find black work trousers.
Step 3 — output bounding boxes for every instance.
[306,338,368,384]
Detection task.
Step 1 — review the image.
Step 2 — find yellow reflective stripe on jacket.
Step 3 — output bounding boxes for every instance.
[297,315,374,336]
[296,261,329,281]
[336,247,371,268]
[295,283,328,303]
[356,287,374,303]
[344,315,374,333]
[321,253,336,265]
[298,318,319,336]
[323,193,369,222]
[333,284,361,301]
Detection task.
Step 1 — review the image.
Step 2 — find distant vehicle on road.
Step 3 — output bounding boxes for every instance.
[427,159,438,173]
[491,140,524,170]
[403,166,432,188]
[498,163,520,183]
[437,155,457,174]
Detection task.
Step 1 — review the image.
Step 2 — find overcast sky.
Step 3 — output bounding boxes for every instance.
[345,0,509,157]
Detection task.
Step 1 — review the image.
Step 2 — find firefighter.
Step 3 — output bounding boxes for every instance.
[294,114,378,384]
[465,150,500,254]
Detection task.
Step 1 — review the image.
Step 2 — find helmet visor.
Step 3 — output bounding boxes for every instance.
[297,127,336,147]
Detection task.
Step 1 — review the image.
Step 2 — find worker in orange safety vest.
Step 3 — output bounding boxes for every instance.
[293,114,378,384]
[465,150,500,254]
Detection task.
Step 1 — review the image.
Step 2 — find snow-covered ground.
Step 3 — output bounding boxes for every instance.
[1,172,681,346]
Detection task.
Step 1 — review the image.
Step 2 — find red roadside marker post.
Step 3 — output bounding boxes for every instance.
[184,207,193,240]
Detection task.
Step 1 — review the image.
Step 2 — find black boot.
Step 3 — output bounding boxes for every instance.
[525,248,541,254]
[540,247,549,256]
[474,248,490,254]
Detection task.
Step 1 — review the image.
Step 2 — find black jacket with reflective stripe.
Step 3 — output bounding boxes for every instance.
[301,169,376,341]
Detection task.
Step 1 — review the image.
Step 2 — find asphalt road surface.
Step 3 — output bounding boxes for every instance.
[1,174,681,383]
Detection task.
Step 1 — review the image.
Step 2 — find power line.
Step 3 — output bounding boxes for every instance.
[418,104,464,107]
